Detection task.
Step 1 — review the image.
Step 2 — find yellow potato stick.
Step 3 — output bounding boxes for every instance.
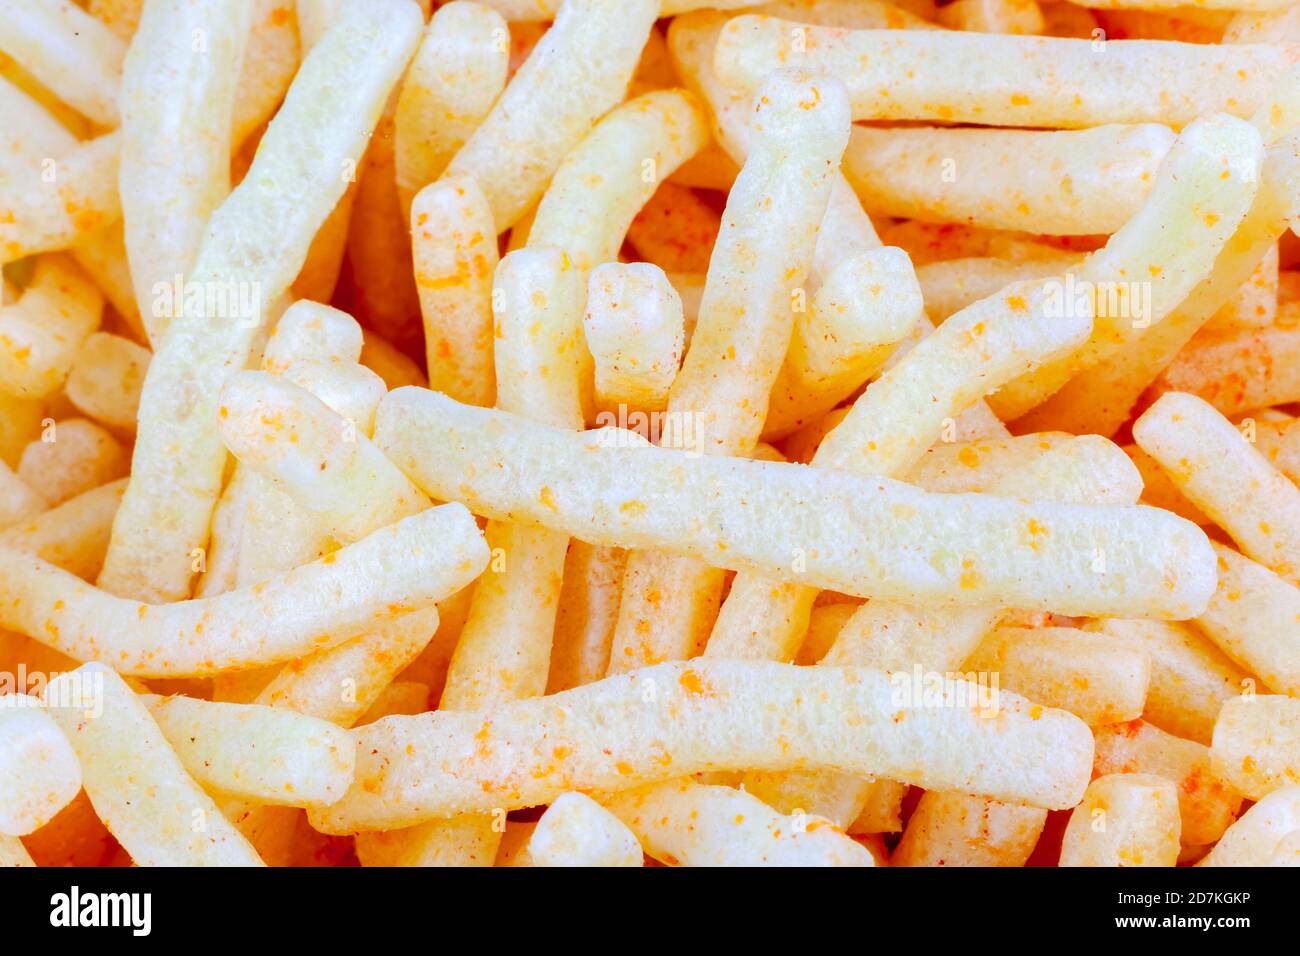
[118,0,253,344]
[1059,774,1181,867]
[1207,244,1278,330]
[1134,391,1300,584]
[444,0,659,230]
[0,461,46,532]
[0,695,81,836]
[937,0,1045,32]
[65,332,150,433]
[794,602,856,666]
[0,0,126,126]
[1083,0,1294,11]
[0,478,125,581]
[1093,719,1242,846]
[1210,695,1300,799]
[0,504,487,677]
[231,0,302,150]
[892,792,1047,867]
[262,299,365,375]
[844,124,1173,235]
[275,360,386,439]
[17,418,129,507]
[525,792,643,867]
[309,659,1094,833]
[1088,618,1251,746]
[1147,322,1300,418]
[0,70,77,166]
[411,175,499,407]
[0,255,103,399]
[355,681,430,725]
[1225,6,1300,43]
[100,1,422,602]
[394,1,509,212]
[547,543,626,693]
[915,254,1086,323]
[142,694,355,808]
[584,262,685,413]
[602,779,872,867]
[713,16,1300,128]
[1199,786,1300,866]
[44,663,265,866]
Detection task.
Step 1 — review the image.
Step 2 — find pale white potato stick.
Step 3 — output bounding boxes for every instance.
[66,224,143,340]
[713,16,1300,128]
[444,0,659,230]
[584,262,685,413]
[602,779,871,867]
[412,175,498,407]
[892,792,1047,867]
[548,542,626,692]
[1225,7,1300,43]
[262,300,365,374]
[395,2,510,213]
[1147,323,1300,419]
[44,664,265,866]
[353,815,502,867]
[1059,774,1181,867]
[0,461,46,532]
[915,254,1086,323]
[99,1,423,603]
[1094,719,1242,846]
[1134,392,1300,584]
[142,695,355,808]
[355,681,430,725]
[844,124,1173,235]
[1271,830,1300,865]
[17,418,128,507]
[0,0,126,126]
[231,0,302,150]
[119,0,253,345]
[0,478,125,580]
[0,504,486,677]
[375,389,1216,617]
[989,114,1264,421]
[1211,695,1300,799]
[526,792,642,867]
[274,360,386,440]
[607,548,725,673]
[1087,619,1252,746]
[0,71,76,165]
[1199,786,1300,866]
[0,836,34,867]
[64,332,150,433]
[309,659,1094,832]
[0,695,81,836]
[0,255,102,399]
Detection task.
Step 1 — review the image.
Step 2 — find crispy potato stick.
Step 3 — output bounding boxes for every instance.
[0,504,486,677]
[44,664,264,866]
[1226,6,1300,43]
[603,779,872,867]
[310,660,1094,832]
[1094,719,1242,846]
[231,0,302,149]
[892,791,1047,868]
[65,332,149,433]
[990,115,1264,420]
[525,792,642,867]
[0,478,125,580]
[0,0,126,126]
[356,681,430,724]
[916,254,1086,323]
[844,125,1173,235]
[584,262,685,413]
[1134,391,1300,584]
[0,461,46,532]
[119,0,252,344]
[444,0,659,230]
[395,1,509,212]
[0,836,34,867]
[376,389,1215,617]
[0,695,81,836]
[360,329,428,391]
[1270,830,1300,865]
[0,256,102,399]
[1088,619,1251,746]
[0,69,77,166]
[1148,323,1300,417]
[1211,695,1300,799]
[412,175,498,407]
[548,542,626,694]
[1059,774,1181,867]
[142,695,355,808]
[1199,786,1300,866]
[713,16,1300,128]
[18,418,128,507]
[99,0,422,603]
[1208,244,1278,330]
[964,626,1151,727]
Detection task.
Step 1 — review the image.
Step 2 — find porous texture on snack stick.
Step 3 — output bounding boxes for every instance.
[0,504,487,677]
[0,461,46,532]
[0,254,103,399]
[713,16,1300,128]
[374,390,1216,618]
[844,124,1173,235]
[443,0,658,231]
[309,659,1095,833]
[584,262,685,413]
[230,0,302,149]
[915,253,1086,322]
[547,542,626,693]
[1199,786,1300,866]
[1210,695,1300,799]
[1134,391,1300,585]
[988,114,1265,421]
[0,72,77,162]
[1146,322,1300,418]
[892,791,1047,867]
[1059,774,1181,867]
[525,792,642,867]
[119,0,253,345]
[395,1,509,213]
[602,779,872,867]
[98,0,422,604]
[16,418,128,509]
[1225,6,1300,43]
[65,332,150,433]
[0,478,125,580]
[0,696,81,836]
[44,664,265,866]
[0,836,34,867]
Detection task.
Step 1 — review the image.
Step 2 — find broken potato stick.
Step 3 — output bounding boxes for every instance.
[525,792,643,868]
[584,262,685,412]
[1210,695,1300,800]
[1199,786,1300,867]
[309,659,1094,832]
[0,255,103,399]
[0,695,81,836]
[893,792,1046,868]
[65,332,150,434]
[0,504,487,678]
[1059,774,1182,867]
[375,389,1216,617]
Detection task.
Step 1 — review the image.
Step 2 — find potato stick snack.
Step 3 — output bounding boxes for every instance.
[1059,774,1181,867]
[0,695,81,836]
[1210,695,1300,799]
[524,792,642,867]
